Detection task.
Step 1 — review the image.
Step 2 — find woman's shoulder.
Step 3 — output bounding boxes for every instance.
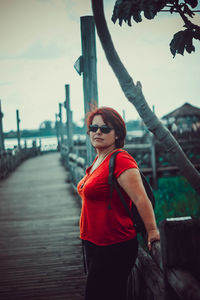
[115,148,129,155]
[112,149,138,178]
[114,148,138,167]
[114,148,134,159]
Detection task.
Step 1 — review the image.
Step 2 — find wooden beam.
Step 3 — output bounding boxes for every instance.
[81,16,98,166]
[134,246,165,300]
[65,84,74,152]
[59,103,64,146]
[167,268,200,300]
[0,100,5,151]
[16,109,21,149]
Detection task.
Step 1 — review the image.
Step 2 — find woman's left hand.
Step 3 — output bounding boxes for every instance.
[147,229,160,251]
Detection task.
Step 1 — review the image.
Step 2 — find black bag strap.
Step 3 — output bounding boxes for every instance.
[113,178,134,221]
[108,151,122,198]
[108,150,123,186]
[108,150,134,221]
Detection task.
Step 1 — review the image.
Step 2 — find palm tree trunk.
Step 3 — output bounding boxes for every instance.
[91,0,200,195]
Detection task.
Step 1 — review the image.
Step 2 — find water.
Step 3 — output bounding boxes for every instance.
[4,136,58,152]
[4,134,86,152]
[4,131,143,152]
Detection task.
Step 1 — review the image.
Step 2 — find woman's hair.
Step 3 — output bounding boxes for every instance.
[86,107,126,148]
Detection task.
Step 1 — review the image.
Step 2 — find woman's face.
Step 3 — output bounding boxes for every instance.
[89,115,117,151]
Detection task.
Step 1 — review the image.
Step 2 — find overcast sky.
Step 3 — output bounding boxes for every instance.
[1,0,200,132]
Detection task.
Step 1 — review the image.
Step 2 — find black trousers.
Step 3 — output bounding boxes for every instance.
[83,237,138,300]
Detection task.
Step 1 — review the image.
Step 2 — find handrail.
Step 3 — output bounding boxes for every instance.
[133,244,165,300]
[0,146,41,180]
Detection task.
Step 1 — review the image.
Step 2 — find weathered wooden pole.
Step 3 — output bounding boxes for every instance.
[151,135,157,189]
[55,113,60,151]
[59,103,64,146]
[0,100,5,151]
[81,15,99,166]
[65,84,74,153]
[16,109,21,149]
[150,105,157,189]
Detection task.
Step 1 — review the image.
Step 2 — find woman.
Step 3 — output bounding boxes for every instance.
[77,107,160,300]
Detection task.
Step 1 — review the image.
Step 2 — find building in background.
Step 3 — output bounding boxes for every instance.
[162,102,200,139]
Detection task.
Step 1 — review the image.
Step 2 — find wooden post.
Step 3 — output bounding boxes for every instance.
[65,84,74,152]
[0,100,5,151]
[55,113,60,151]
[81,16,99,166]
[150,133,157,189]
[16,109,21,149]
[150,105,157,189]
[24,140,27,149]
[59,103,64,146]
[160,217,200,300]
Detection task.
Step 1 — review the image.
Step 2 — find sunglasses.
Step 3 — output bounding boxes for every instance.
[89,124,113,134]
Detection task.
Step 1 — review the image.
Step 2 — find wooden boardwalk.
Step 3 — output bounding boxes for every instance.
[0,153,86,300]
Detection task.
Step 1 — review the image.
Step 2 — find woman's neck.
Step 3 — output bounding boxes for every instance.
[89,146,117,174]
[96,146,116,160]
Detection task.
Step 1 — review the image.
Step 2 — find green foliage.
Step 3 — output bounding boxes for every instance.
[154,176,200,227]
[170,28,196,57]
[185,0,198,8]
[112,0,167,26]
[111,0,200,57]
[137,175,200,248]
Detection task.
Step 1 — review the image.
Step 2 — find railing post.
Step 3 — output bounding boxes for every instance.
[59,103,64,147]
[0,100,5,151]
[150,132,157,189]
[81,15,98,167]
[160,217,200,300]
[65,84,74,153]
[150,105,157,189]
[55,113,60,151]
[16,109,21,150]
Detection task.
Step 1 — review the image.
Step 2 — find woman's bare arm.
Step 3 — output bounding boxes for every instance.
[117,168,160,250]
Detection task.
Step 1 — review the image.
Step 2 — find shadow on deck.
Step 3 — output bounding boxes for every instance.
[0,153,86,300]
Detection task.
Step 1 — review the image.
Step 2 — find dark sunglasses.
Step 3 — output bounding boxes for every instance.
[89,124,113,134]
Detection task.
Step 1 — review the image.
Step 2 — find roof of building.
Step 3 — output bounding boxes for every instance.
[162,102,200,119]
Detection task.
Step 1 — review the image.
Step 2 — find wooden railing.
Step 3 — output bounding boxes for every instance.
[128,217,200,300]
[0,146,41,179]
[60,147,200,300]
[60,145,85,188]
[61,137,200,190]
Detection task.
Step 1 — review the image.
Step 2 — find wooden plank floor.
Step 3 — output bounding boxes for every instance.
[0,153,86,300]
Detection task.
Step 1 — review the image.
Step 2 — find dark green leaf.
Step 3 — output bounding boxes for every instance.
[112,0,124,25]
[131,10,142,23]
[186,44,195,53]
[185,0,198,9]
[112,0,137,26]
[111,0,167,26]
[144,8,157,19]
[119,16,124,26]
[170,31,186,57]
[170,29,195,57]
[184,29,196,54]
